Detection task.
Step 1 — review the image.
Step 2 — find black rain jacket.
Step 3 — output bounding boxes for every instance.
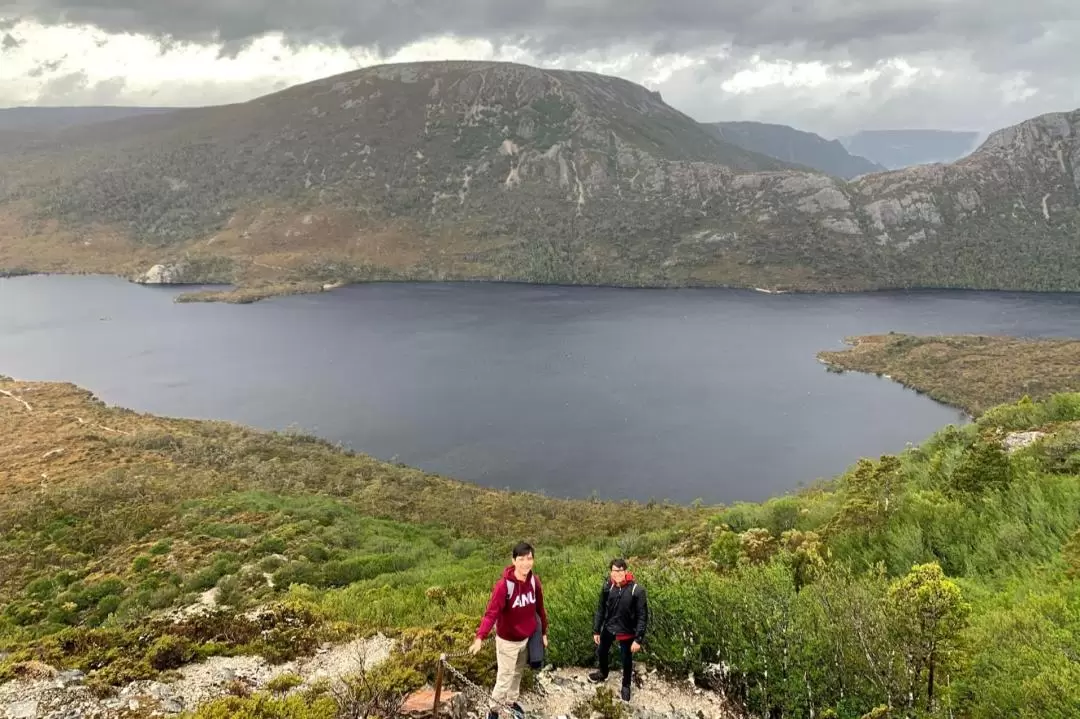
[592,578,648,642]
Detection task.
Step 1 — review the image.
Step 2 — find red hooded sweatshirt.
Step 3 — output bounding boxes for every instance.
[476,566,549,642]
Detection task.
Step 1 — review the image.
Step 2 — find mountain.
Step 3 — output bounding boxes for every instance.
[839,129,981,169]
[0,106,177,133]
[706,120,885,179]
[1,61,1079,294]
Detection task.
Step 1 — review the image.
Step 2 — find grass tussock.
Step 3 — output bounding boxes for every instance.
[175,281,330,304]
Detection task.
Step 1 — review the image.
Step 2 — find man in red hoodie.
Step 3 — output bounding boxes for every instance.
[588,558,648,701]
[469,542,549,719]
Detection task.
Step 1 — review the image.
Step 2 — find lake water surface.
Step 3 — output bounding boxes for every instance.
[3,275,1079,503]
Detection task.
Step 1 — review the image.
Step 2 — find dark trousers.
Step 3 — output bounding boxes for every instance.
[597,631,634,688]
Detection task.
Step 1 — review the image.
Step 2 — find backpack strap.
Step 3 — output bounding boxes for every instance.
[505,576,536,606]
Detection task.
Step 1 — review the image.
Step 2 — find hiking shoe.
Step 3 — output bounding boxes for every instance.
[587,670,607,683]
[621,686,631,702]
[486,711,499,719]
[511,703,525,719]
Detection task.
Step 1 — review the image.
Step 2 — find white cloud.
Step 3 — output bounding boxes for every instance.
[0,19,1074,138]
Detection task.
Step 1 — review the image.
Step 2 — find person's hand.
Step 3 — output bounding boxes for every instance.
[630,641,641,654]
[593,634,601,646]
[468,638,483,655]
[542,634,549,648]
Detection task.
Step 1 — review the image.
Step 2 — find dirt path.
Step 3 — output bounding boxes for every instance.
[1,636,742,719]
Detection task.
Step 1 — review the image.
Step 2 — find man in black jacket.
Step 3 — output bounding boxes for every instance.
[588,558,648,701]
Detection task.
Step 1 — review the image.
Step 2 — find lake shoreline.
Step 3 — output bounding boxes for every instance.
[8,266,1080,304]
[818,333,1080,416]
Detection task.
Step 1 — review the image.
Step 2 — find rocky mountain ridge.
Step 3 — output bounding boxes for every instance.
[0,106,176,133]
[706,121,885,179]
[1,61,1078,294]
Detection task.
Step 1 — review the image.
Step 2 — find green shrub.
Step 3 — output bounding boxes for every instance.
[299,543,331,563]
[186,555,243,592]
[709,529,741,571]
[216,576,243,608]
[183,693,338,719]
[272,562,324,590]
[572,686,628,719]
[25,578,58,602]
[260,555,288,573]
[147,635,197,671]
[449,538,481,559]
[265,673,304,696]
[255,536,288,555]
[321,555,410,588]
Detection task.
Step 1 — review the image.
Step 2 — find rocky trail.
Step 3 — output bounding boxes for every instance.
[0,635,741,719]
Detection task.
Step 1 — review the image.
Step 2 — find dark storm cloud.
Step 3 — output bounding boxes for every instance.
[4,0,1079,135]
[3,0,1076,72]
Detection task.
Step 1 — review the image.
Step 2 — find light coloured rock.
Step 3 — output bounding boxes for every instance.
[864,199,902,230]
[955,188,981,211]
[896,229,928,251]
[797,187,852,213]
[778,173,833,194]
[6,699,37,719]
[1004,431,1047,452]
[864,193,943,230]
[0,630,741,719]
[161,697,185,714]
[822,217,862,235]
[135,263,184,284]
[731,174,764,190]
[532,667,737,719]
[298,634,394,685]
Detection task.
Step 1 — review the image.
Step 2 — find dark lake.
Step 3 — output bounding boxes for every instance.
[3,275,1079,503]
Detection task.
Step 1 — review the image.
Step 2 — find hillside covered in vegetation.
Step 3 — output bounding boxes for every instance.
[2,62,1080,301]
[1,368,1079,718]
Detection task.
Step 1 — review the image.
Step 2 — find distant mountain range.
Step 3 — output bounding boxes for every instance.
[839,130,981,170]
[705,121,885,179]
[0,106,177,133]
[1,61,1078,295]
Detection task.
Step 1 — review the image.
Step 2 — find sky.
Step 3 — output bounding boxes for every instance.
[1,1,1077,139]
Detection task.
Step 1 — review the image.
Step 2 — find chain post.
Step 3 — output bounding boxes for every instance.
[433,653,445,719]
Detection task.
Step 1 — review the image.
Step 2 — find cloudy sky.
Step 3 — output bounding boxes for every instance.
[1,1,1076,138]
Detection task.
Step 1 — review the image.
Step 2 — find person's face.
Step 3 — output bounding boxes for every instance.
[610,565,627,583]
[513,552,534,574]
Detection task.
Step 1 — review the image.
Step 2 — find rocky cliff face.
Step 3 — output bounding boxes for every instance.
[1,62,1078,292]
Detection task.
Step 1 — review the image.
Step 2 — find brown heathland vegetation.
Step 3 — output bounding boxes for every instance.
[818,333,1080,415]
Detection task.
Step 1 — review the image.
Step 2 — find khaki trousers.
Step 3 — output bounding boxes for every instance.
[491,635,528,708]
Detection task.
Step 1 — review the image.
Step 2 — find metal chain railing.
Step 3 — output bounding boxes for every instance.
[433,649,534,719]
